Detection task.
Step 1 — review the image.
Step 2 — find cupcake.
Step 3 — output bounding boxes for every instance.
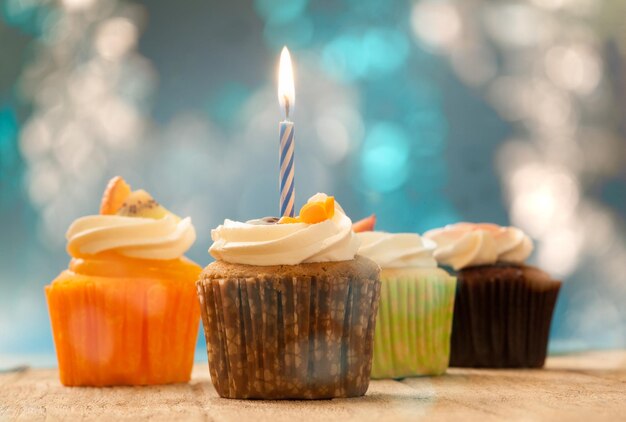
[197,193,381,399]
[45,177,201,386]
[424,223,561,368]
[355,230,456,378]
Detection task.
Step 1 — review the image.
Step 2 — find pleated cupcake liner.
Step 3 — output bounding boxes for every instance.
[449,268,561,368]
[371,273,456,379]
[196,274,381,399]
[46,273,200,386]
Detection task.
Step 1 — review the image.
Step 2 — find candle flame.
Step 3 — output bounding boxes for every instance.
[278,46,295,119]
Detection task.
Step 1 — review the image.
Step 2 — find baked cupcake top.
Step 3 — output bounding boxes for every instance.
[66,177,196,260]
[209,193,359,266]
[424,223,533,270]
[356,232,437,269]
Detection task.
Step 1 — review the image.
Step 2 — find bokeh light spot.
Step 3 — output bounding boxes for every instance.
[263,16,313,49]
[61,0,96,11]
[0,107,19,171]
[322,28,409,81]
[322,34,365,82]
[95,17,138,60]
[411,158,447,193]
[316,116,350,165]
[1,0,55,36]
[545,44,601,94]
[414,196,460,233]
[254,0,308,24]
[411,0,461,51]
[362,28,410,75]
[207,83,251,128]
[360,122,410,193]
[405,109,448,157]
[0,107,18,147]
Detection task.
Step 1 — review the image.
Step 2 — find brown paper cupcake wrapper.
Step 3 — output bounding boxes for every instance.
[197,273,381,399]
[449,265,561,368]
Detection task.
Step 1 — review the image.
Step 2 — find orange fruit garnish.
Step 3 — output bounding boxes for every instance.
[100,176,132,215]
[324,196,335,219]
[352,214,376,232]
[278,196,336,225]
[300,202,328,224]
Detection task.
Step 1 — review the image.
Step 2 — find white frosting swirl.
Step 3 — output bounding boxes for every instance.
[424,223,533,270]
[209,193,359,266]
[66,214,196,260]
[356,232,437,269]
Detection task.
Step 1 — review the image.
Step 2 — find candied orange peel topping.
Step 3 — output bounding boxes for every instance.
[278,196,335,225]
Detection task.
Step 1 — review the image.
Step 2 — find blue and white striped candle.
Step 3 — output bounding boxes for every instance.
[278,47,296,217]
[279,120,295,217]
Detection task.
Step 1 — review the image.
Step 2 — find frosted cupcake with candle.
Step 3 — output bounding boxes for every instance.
[424,223,561,368]
[355,228,456,378]
[45,177,201,386]
[197,194,381,399]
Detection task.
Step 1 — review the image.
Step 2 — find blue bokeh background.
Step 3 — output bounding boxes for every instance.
[1,0,625,367]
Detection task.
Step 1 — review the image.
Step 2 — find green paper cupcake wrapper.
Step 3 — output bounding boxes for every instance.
[371,273,456,378]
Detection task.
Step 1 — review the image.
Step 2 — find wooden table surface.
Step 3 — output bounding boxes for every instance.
[1,350,625,421]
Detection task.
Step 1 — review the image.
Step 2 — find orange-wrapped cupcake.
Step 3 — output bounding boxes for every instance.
[45,177,201,386]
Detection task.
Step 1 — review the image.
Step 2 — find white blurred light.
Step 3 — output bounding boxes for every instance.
[53,123,98,177]
[545,44,601,94]
[164,112,215,146]
[560,0,599,16]
[68,70,107,105]
[35,73,66,108]
[95,18,138,60]
[323,105,365,151]
[527,81,575,130]
[27,161,62,207]
[117,55,158,103]
[61,0,96,11]
[537,228,583,276]
[450,45,497,87]
[496,139,537,176]
[484,4,554,48]
[19,117,52,160]
[315,116,350,164]
[97,98,143,147]
[509,164,579,237]
[531,0,566,10]
[40,198,74,249]
[580,206,616,256]
[487,77,529,121]
[411,1,461,50]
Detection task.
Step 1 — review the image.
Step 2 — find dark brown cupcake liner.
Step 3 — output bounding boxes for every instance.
[196,261,381,399]
[449,264,561,368]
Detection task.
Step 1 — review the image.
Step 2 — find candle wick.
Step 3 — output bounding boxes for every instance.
[284,95,290,120]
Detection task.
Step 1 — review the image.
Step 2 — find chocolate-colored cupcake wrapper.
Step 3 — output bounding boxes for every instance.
[450,268,561,368]
[197,274,381,399]
[372,273,456,379]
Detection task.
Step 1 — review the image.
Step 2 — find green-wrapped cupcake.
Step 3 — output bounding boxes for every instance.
[356,232,456,378]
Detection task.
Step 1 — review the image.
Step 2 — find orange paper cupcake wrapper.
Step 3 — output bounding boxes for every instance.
[46,270,200,386]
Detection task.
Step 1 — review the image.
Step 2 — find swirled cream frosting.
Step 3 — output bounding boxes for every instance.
[423,223,533,270]
[209,193,359,266]
[356,232,437,269]
[67,214,196,260]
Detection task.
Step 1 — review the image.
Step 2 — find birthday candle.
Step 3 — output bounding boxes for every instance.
[278,47,295,217]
